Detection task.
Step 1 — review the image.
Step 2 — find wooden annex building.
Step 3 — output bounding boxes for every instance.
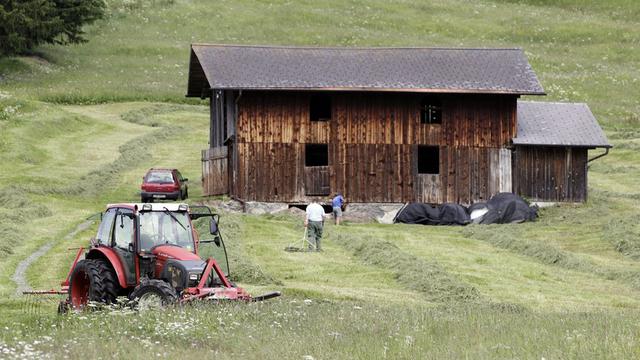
[186,45,610,205]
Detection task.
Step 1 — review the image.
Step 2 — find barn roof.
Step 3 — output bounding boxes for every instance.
[187,44,545,96]
[514,101,611,148]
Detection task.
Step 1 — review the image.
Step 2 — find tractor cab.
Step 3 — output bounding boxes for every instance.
[92,203,228,289]
[55,203,280,311]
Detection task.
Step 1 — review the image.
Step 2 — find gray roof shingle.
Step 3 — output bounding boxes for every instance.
[514,101,611,148]
[187,44,545,96]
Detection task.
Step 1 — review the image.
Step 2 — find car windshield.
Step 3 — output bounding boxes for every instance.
[139,211,193,252]
[145,171,174,184]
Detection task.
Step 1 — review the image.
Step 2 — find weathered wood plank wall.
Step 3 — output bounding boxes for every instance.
[304,166,330,195]
[237,92,515,147]
[201,147,228,196]
[229,91,517,203]
[512,146,587,202]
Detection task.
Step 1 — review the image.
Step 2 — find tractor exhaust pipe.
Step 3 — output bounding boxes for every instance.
[251,291,282,302]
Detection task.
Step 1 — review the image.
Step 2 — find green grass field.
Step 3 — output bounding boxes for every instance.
[1,0,639,358]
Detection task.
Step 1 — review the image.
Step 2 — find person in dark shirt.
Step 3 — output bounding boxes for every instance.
[331,193,345,225]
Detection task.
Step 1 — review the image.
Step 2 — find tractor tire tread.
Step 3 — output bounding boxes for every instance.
[69,259,116,309]
[129,279,178,307]
[92,258,119,301]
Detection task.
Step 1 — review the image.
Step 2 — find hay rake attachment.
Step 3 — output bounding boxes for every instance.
[21,291,67,315]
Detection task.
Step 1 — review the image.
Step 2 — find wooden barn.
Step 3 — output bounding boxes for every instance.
[186,44,610,204]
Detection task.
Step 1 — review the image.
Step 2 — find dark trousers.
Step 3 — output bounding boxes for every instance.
[307,221,323,250]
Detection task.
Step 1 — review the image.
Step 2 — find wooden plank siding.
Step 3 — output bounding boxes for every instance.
[304,166,330,195]
[439,147,511,204]
[201,147,228,196]
[237,92,515,146]
[512,146,587,202]
[227,91,517,203]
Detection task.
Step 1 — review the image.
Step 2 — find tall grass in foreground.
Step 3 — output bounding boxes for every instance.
[1,300,639,359]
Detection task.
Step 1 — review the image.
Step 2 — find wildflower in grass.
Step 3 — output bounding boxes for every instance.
[404,335,414,346]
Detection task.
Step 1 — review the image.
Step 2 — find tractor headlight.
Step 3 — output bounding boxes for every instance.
[188,273,200,287]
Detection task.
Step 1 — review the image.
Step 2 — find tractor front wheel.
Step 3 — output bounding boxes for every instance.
[68,259,118,310]
[129,279,178,310]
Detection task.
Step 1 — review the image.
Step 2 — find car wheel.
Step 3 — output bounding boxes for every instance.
[184,188,188,199]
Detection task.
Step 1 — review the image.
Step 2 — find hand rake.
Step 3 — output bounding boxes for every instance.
[284,227,316,252]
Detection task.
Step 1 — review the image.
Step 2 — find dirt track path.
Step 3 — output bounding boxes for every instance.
[12,220,94,296]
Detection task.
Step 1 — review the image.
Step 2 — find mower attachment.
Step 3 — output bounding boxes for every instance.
[251,291,282,302]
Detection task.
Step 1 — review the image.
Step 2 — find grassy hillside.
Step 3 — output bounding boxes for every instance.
[1,0,639,358]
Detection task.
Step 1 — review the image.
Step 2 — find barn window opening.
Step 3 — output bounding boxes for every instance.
[305,144,328,167]
[310,94,332,121]
[417,146,440,174]
[420,97,442,124]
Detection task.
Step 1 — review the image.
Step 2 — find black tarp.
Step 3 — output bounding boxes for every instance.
[394,203,470,226]
[476,192,538,224]
[394,193,538,226]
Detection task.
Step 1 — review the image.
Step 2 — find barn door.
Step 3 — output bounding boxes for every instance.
[304,166,330,196]
[304,144,330,196]
[201,147,228,196]
[489,148,512,195]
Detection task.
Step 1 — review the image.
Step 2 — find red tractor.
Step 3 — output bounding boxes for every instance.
[46,203,279,311]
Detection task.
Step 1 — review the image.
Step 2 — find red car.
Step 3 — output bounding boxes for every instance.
[141,168,188,202]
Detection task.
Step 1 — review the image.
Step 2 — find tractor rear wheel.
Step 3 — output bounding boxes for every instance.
[129,279,178,310]
[68,259,118,310]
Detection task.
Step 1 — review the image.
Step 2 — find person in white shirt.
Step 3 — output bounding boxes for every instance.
[305,201,325,251]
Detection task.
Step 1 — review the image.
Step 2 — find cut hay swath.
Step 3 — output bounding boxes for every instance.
[284,227,316,252]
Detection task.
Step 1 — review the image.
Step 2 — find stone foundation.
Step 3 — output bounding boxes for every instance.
[196,199,406,224]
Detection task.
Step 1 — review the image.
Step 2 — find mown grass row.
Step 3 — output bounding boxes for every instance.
[21,126,180,198]
[333,232,481,303]
[603,216,640,261]
[0,102,208,298]
[193,214,282,286]
[461,220,640,290]
[0,188,52,257]
[0,105,182,259]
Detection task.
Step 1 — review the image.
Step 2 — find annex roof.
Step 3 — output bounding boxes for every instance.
[514,101,611,148]
[187,44,545,96]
